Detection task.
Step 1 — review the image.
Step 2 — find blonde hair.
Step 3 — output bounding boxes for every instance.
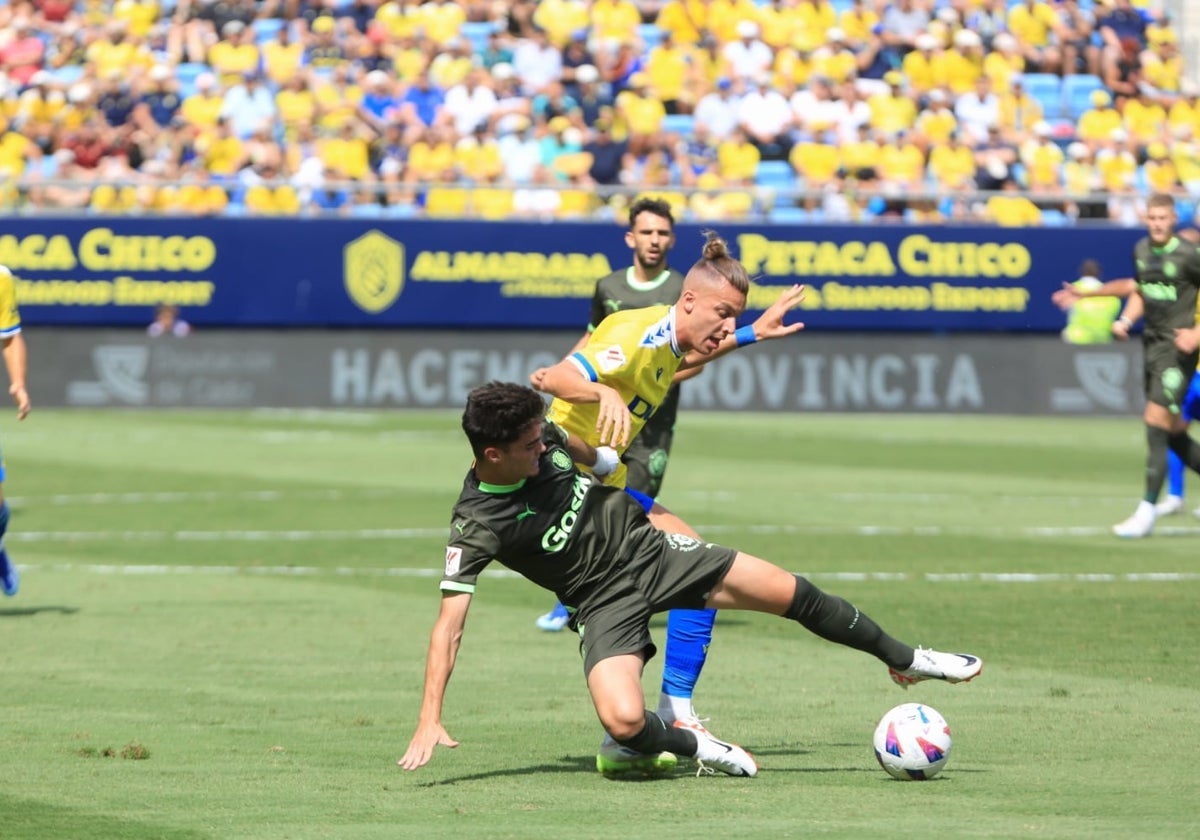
[685,230,750,294]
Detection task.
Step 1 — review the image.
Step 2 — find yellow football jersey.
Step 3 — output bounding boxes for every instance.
[546,304,682,489]
[0,265,22,337]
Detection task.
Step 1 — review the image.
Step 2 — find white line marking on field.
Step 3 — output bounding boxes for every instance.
[10,488,400,506]
[14,523,1200,542]
[26,564,1200,584]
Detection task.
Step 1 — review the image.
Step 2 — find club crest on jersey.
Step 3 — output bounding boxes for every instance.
[665,533,701,551]
[594,344,627,373]
[552,450,572,471]
[445,546,462,575]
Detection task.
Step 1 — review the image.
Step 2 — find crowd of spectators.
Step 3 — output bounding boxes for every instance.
[0,0,1191,225]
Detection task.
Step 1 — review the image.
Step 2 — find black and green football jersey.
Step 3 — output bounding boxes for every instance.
[441,426,663,606]
[1133,235,1200,344]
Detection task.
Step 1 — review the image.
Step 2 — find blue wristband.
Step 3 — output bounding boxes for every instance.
[735,325,757,347]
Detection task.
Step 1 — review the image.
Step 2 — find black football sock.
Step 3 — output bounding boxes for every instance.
[1146,425,1171,502]
[1167,430,1200,474]
[613,711,698,756]
[784,574,914,670]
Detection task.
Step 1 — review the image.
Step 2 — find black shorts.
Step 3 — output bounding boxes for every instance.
[1143,339,1199,413]
[573,534,737,675]
[622,418,674,497]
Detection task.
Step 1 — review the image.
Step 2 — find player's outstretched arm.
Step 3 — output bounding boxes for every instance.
[680,283,806,370]
[399,592,472,770]
[534,358,632,448]
[1051,278,1135,311]
[1112,289,1144,340]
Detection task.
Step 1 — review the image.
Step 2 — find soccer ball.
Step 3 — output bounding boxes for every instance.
[872,703,952,781]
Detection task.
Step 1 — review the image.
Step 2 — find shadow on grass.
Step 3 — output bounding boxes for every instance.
[0,794,207,840]
[0,605,79,619]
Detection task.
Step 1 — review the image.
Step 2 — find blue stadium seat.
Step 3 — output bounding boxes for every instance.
[174,62,212,99]
[461,21,497,55]
[770,206,812,224]
[754,160,795,189]
[1040,208,1071,227]
[1063,74,1106,121]
[252,18,286,44]
[639,23,665,50]
[1021,73,1064,120]
[47,65,85,87]
[660,113,695,137]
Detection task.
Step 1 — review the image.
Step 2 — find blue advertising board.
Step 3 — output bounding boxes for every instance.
[4,217,1142,331]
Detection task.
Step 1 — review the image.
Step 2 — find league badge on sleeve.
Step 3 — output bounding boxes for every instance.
[445,546,462,575]
[594,345,627,373]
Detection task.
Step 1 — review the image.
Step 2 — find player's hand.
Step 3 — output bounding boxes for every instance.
[9,383,28,420]
[595,384,631,448]
[1112,319,1131,341]
[1174,326,1200,354]
[1051,283,1081,311]
[751,284,806,341]
[592,445,620,477]
[398,723,459,771]
[529,367,550,390]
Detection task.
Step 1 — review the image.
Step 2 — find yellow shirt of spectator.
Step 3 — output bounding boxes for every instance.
[811,48,856,85]
[456,138,503,181]
[315,80,364,132]
[986,194,1042,226]
[1144,145,1178,193]
[617,90,666,136]
[375,2,421,39]
[1123,98,1166,144]
[201,133,245,176]
[901,51,937,94]
[790,141,840,184]
[419,0,468,46]
[656,0,707,45]
[430,52,472,90]
[717,137,760,181]
[547,303,684,488]
[426,187,471,217]
[878,139,924,185]
[180,92,225,131]
[997,92,1043,136]
[982,51,1023,96]
[774,47,812,88]
[393,46,429,83]
[706,0,760,44]
[1021,140,1064,189]
[1171,143,1200,186]
[1063,160,1098,194]
[1167,98,1197,137]
[757,3,802,50]
[914,105,958,146]
[208,41,262,86]
[1142,53,1181,94]
[0,128,31,178]
[262,39,306,87]
[868,92,917,135]
[1096,148,1137,191]
[276,87,317,136]
[319,134,370,181]
[937,50,982,96]
[0,265,20,338]
[112,0,159,37]
[591,0,643,44]
[794,1,837,53]
[407,139,456,181]
[1076,106,1121,144]
[927,142,975,189]
[171,183,230,216]
[1006,2,1058,48]
[245,184,301,215]
[533,0,590,48]
[840,135,879,174]
[87,40,152,81]
[839,5,879,45]
[646,43,693,104]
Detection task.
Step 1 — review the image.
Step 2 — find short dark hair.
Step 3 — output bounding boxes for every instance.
[627,196,675,229]
[1079,259,1102,279]
[462,382,546,458]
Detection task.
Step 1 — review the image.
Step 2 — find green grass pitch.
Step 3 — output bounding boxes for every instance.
[1,409,1198,839]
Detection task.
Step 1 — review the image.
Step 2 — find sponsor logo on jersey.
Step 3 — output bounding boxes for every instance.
[595,344,627,373]
[445,546,462,575]
[665,533,701,551]
[542,473,594,553]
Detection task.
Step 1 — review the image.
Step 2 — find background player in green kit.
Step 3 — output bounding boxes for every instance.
[397,383,983,777]
[1054,193,1200,537]
[536,197,690,633]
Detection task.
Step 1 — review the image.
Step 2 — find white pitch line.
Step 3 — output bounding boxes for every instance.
[14,523,1200,542]
[25,564,1200,584]
[9,488,401,506]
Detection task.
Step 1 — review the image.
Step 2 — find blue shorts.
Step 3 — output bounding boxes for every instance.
[623,486,654,513]
[1185,374,1200,423]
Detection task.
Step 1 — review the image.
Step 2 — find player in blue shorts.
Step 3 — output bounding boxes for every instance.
[1156,371,1200,516]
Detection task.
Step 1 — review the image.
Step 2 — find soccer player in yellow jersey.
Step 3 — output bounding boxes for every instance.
[533,233,805,772]
[0,265,30,596]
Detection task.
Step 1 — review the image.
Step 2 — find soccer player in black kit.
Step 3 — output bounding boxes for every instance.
[1055,193,1200,537]
[399,383,983,777]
